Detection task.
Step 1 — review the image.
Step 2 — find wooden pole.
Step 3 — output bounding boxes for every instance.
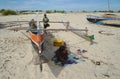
[45,29,88,31]
[85,27,88,35]
[66,21,69,31]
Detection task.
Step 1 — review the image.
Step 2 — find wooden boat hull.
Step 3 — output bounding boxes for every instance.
[87,15,120,26]
[87,15,105,23]
[29,31,44,47]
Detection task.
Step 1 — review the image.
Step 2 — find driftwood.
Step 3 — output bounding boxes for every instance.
[98,30,114,36]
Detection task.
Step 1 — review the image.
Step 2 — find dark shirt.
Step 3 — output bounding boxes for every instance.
[55,49,68,64]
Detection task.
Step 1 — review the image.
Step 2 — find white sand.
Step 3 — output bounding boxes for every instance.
[0,13,120,79]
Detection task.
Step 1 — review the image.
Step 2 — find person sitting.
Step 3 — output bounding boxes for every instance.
[52,42,76,66]
[27,19,37,32]
[54,45,68,66]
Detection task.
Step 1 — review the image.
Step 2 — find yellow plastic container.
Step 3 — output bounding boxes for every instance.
[53,39,64,46]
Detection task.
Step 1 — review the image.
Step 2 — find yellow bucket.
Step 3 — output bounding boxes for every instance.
[53,39,64,46]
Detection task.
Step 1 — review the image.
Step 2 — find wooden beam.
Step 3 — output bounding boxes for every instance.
[45,29,88,31]
[5,21,68,23]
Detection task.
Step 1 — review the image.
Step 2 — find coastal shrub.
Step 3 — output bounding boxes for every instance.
[82,10,87,12]
[108,10,114,13]
[46,10,65,13]
[46,10,53,13]
[54,10,65,13]
[57,10,65,13]
[118,10,120,13]
[2,10,17,15]
[0,9,5,13]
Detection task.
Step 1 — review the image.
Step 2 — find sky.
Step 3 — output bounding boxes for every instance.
[0,0,120,11]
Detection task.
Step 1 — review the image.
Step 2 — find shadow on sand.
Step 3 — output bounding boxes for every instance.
[31,31,65,77]
[103,23,120,27]
[0,23,8,29]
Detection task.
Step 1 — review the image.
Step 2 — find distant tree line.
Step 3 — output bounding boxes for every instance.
[0,10,65,15]
[16,10,65,14]
[74,10,120,13]
[0,9,17,15]
[46,10,65,13]
[0,9,120,15]
[18,10,43,14]
[93,10,114,12]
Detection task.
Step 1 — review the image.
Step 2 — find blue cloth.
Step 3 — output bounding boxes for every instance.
[96,21,104,25]
[65,59,75,64]
[52,53,81,66]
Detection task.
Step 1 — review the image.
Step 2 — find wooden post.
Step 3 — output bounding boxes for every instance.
[66,21,69,31]
[85,27,88,35]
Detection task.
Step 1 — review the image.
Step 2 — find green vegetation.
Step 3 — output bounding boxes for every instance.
[46,10,52,13]
[19,10,43,14]
[0,9,119,14]
[0,9,17,15]
[92,10,115,13]
[118,10,120,13]
[54,10,65,13]
[0,9,5,13]
[46,10,65,13]
[16,10,65,14]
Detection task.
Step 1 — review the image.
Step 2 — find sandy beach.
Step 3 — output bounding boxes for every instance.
[0,12,120,79]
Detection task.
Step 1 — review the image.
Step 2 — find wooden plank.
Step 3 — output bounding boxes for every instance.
[5,21,68,23]
[46,29,88,31]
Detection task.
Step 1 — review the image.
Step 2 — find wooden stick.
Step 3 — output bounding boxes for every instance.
[45,29,88,31]
[5,21,68,23]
